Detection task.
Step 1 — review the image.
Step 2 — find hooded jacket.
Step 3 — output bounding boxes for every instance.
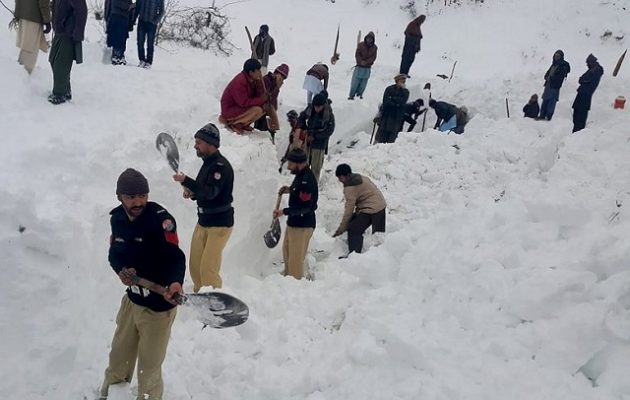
[573,59,604,111]
[334,174,387,235]
[355,32,378,68]
[403,15,425,53]
[544,50,571,90]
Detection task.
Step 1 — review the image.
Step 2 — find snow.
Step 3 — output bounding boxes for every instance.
[1,0,630,398]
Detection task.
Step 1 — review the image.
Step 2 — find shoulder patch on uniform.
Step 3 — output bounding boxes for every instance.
[214,172,221,180]
[162,219,175,232]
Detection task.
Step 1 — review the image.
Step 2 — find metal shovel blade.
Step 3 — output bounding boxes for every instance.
[263,218,281,248]
[183,292,249,329]
[155,132,180,173]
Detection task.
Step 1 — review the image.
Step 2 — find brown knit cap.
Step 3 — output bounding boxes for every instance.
[116,168,149,195]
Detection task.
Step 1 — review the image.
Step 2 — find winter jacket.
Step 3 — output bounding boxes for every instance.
[306,64,329,90]
[182,151,234,228]
[544,50,571,90]
[108,202,186,312]
[104,0,130,19]
[298,101,335,150]
[355,32,377,68]
[283,167,318,228]
[334,174,386,235]
[261,72,282,109]
[572,62,604,111]
[403,15,425,53]
[432,101,458,126]
[135,0,163,24]
[251,34,275,67]
[379,84,410,133]
[523,101,540,118]
[51,0,88,41]
[220,71,266,119]
[15,0,51,24]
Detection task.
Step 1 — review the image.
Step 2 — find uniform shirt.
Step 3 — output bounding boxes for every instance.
[182,151,234,228]
[108,202,186,312]
[283,167,318,228]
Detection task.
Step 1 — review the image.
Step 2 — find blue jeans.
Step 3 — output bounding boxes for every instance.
[348,66,371,98]
[539,86,560,120]
[137,20,157,64]
[439,115,457,132]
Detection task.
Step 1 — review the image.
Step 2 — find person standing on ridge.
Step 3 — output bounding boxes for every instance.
[572,54,603,133]
[251,24,275,74]
[400,14,425,77]
[135,0,164,68]
[538,49,570,120]
[14,0,51,74]
[348,31,377,100]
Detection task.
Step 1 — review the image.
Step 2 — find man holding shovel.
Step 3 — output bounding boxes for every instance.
[273,149,318,279]
[173,123,235,292]
[100,168,185,400]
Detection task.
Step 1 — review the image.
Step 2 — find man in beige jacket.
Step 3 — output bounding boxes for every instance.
[333,164,386,255]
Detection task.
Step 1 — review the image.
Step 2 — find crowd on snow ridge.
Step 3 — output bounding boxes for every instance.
[10,0,608,398]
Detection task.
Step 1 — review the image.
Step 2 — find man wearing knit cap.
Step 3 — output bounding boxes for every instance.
[254,63,290,134]
[101,168,185,400]
[297,91,335,183]
[251,24,275,74]
[572,53,604,133]
[374,74,409,143]
[219,58,267,134]
[173,123,234,291]
[273,148,318,279]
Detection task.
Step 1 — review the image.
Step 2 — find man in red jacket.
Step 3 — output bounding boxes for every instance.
[219,59,267,134]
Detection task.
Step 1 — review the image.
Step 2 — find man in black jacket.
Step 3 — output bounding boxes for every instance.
[273,149,318,279]
[100,168,185,400]
[375,74,410,143]
[572,54,604,133]
[298,92,335,183]
[173,123,234,291]
[429,99,459,132]
[539,50,571,120]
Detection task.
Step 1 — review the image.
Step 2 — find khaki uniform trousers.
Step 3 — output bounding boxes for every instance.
[282,226,314,279]
[189,224,233,291]
[100,296,176,400]
[309,148,326,183]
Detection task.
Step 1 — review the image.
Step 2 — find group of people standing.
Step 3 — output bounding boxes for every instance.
[522,50,604,133]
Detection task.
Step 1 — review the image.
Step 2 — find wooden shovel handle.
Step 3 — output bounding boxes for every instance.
[131,274,186,305]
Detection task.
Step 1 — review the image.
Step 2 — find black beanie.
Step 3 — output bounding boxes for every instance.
[194,123,220,147]
[116,168,149,195]
[286,149,307,163]
[312,93,327,106]
[243,58,262,73]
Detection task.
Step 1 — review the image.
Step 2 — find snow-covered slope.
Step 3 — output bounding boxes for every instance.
[1,0,630,399]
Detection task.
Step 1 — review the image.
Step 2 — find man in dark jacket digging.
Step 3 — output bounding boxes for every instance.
[298,92,335,183]
[374,74,409,143]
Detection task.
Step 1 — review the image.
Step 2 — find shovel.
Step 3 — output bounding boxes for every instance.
[126,272,249,329]
[155,132,180,173]
[263,193,284,248]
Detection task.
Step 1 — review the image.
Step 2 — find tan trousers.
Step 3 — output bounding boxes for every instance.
[16,19,48,74]
[189,224,233,291]
[264,103,280,130]
[223,106,265,128]
[282,226,314,279]
[100,296,176,400]
[309,148,326,183]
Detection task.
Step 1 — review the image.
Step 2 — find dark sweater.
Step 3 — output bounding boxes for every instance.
[108,202,186,312]
[182,151,234,227]
[283,167,318,228]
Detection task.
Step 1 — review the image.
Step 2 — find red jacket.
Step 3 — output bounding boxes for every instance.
[220,72,265,119]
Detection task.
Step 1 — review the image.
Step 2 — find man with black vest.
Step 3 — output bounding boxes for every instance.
[100,168,185,400]
[173,123,234,291]
[273,149,318,279]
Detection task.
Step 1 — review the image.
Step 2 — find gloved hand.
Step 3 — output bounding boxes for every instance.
[43,22,51,34]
